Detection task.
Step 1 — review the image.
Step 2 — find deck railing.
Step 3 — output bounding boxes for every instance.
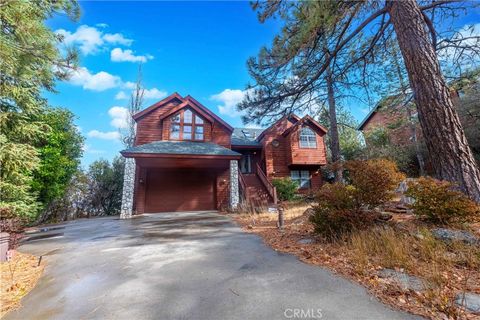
[255,164,278,204]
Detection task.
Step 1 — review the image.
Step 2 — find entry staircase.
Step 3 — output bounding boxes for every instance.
[238,164,277,210]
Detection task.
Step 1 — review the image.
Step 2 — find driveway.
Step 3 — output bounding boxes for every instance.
[6,212,420,320]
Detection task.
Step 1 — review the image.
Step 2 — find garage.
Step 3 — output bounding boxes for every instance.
[144,168,216,212]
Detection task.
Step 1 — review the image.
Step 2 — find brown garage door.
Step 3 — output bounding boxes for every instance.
[144,168,216,213]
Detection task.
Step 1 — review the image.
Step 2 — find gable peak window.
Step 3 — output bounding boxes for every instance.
[169,108,205,141]
[299,126,317,148]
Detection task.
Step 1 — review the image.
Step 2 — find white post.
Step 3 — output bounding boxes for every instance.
[120,157,136,219]
[230,160,239,210]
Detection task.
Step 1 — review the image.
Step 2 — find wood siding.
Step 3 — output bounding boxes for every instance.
[259,117,326,193]
[286,125,327,166]
[135,101,182,146]
[135,100,231,148]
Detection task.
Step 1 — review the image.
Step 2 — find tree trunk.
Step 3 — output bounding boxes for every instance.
[326,66,343,183]
[388,0,480,202]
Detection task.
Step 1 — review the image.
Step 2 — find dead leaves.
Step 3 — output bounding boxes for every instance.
[233,212,480,320]
[0,252,45,318]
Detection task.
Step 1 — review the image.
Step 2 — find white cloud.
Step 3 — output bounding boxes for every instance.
[56,25,103,55]
[143,88,167,100]
[87,130,121,140]
[122,81,136,90]
[55,25,133,55]
[438,23,480,64]
[111,48,153,63]
[115,87,167,100]
[68,67,122,91]
[108,106,129,129]
[115,91,129,100]
[210,89,248,116]
[96,23,109,28]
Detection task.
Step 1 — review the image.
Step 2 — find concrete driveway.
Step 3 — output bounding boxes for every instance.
[6,212,420,320]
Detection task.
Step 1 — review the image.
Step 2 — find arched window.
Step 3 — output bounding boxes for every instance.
[170,108,205,141]
[299,127,317,148]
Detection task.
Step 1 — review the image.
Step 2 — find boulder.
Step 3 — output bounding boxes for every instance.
[455,292,480,314]
[378,268,425,291]
[297,238,314,245]
[431,228,479,246]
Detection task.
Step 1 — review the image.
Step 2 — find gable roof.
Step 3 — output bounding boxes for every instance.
[281,115,328,137]
[256,114,301,141]
[184,95,234,132]
[132,93,234,132]
[158,100,215,124]
[133,92,184,121]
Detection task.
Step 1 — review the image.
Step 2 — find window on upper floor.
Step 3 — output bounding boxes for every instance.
[299,127,317,148]
[170,108,205,141]
[290,170,311,188]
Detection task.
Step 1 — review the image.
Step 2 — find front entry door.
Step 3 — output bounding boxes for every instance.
[240,154,252,174]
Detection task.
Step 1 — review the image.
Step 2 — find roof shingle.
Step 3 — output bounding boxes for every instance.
[121,141,241,157]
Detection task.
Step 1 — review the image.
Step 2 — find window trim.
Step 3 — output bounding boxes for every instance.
[290,170,311,189]
[169,108,205,141]
[299,126,317,149]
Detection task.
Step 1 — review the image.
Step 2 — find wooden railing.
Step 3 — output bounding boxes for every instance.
[238,170,248,201]
[256,164,278,204]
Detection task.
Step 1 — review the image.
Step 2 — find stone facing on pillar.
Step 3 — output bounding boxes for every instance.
[120,157,135,219]
[230,160,239,210]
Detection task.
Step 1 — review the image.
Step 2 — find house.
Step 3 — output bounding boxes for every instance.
[120,93,327,215]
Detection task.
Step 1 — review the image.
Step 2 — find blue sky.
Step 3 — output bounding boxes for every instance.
[45,1,479,167]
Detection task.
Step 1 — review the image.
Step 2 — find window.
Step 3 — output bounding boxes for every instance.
[290,170,311,188]
[171,124,180,139]
[183,125,192,140]
[169,108,205,141]
[299,127,317,148]
[184,110,193,123]
[195,126,204,140]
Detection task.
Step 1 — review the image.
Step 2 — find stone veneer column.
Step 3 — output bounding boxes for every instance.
[120,157,136,219]
[230,160,239,210]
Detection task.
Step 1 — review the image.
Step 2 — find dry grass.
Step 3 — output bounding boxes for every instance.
[234,206,480,319]
[0,252,45,318]
[238,202,311,225]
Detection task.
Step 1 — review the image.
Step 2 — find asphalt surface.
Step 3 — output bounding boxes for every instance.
[5,212,421,320]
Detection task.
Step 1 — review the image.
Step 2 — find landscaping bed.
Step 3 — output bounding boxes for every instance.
[233,205,480,319]
[0,252,45,318]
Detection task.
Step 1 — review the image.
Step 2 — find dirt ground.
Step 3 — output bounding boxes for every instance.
[0,252,45,318]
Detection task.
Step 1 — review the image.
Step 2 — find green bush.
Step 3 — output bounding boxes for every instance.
[406,177,479,224]
[272,177,298,201]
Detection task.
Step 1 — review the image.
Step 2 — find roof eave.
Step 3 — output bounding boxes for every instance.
[120,152,241,160]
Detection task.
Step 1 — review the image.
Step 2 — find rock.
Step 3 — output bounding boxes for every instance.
[298,238,314,245]
[378,268,425,291]
[431,228,479,245]
[455,292,480,314]
[378,213,393,221]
